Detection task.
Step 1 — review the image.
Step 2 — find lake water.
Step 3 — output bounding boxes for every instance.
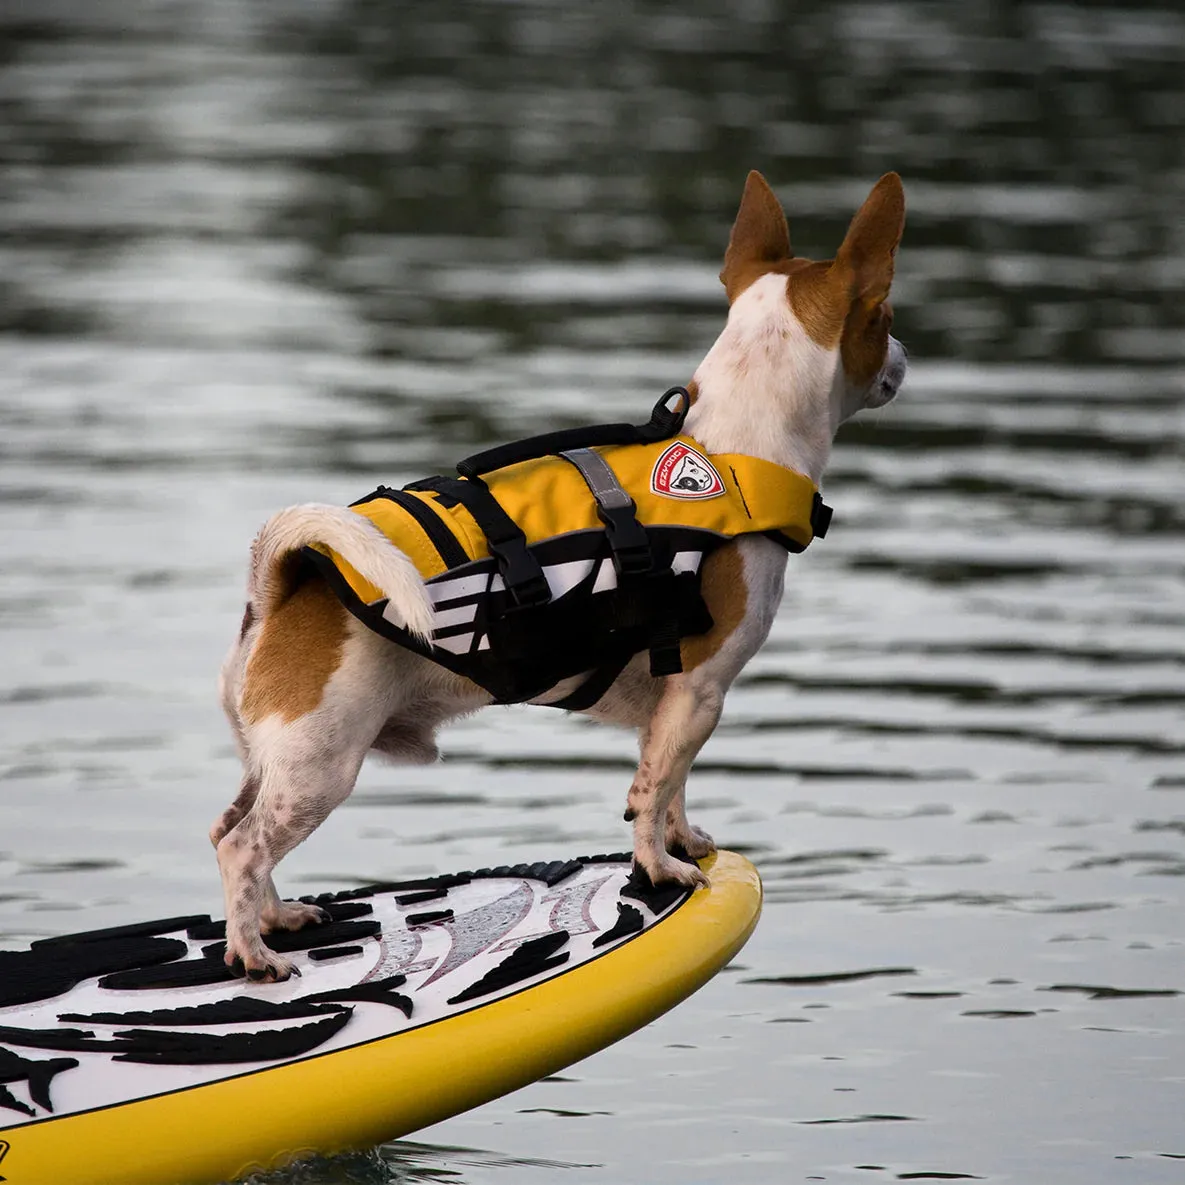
[1,2,1184,1182]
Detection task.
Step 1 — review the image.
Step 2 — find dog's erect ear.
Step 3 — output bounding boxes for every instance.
[834,172,905,307]
[719,170,792,303]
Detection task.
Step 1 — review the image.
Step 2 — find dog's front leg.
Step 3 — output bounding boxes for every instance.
[625,676,722,889]
[665,781,716,860]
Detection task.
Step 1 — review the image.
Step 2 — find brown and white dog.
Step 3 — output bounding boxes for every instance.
[213,170,907,981]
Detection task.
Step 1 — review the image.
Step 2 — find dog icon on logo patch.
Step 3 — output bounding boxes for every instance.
[651,442,726,500]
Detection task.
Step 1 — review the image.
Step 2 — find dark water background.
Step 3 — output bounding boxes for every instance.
[2,2,1184,1182]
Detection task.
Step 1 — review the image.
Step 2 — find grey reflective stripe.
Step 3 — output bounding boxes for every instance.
[559,448,633,511]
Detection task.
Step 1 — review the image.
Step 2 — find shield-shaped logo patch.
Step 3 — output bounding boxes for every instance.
[650,443,726,500]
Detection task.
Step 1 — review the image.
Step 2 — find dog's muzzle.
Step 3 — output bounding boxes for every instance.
[871,336,908,407]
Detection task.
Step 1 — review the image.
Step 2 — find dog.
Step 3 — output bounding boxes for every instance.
[212,170,908,981]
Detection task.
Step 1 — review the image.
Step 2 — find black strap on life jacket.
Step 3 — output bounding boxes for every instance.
[558,445,683,678]
[352,487,470,569]
[558,447,652,577]
[455,387,690,480]
[404,475,551,608]
[548,654,634,711]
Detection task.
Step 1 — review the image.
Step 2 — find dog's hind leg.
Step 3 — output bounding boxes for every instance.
[212,770,325,939]
[216,730,369,981]
[211,610,260,849]
[209,771,261,848]
[210,775,316,938]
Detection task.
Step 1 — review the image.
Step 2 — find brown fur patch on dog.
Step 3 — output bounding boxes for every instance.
[680,545,747,671]
[840,299,896,388]
[241,579,349,725]
[786,260,847,349]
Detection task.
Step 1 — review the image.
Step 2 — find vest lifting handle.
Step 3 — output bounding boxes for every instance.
[456,387,691,481]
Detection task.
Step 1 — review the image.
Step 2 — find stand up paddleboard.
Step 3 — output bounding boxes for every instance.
[0,849,760,1185]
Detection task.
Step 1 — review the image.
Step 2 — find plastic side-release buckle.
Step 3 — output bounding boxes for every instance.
[598,502,653,577]
[810,492,833,539]
[490,534,552,608]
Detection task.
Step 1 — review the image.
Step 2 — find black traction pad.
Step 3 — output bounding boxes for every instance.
[447,931,571,1005]
[405,909,454,926]
[31,916,212,949]
[298,975,413,1018]
[618,878,687,915]
[0,1009,355,1066]
[307,945,364,962]
[200,919,380,962]
[0,1046,79,1116]
[619,851,696,915]
[59,997,346,1027]
[99,957,240,992]
[591,901,645,948]
[395,888,449,906]
[0,1011,355,1065]
[318,853,631,904]
[0,937,190,1008]
[186,900,372,941]
[115,1011,354,1065]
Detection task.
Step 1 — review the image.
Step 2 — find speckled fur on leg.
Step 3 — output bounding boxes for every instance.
[665,782,716,859]
[624,678,722,889]
[209,772,260,848]
[217,747,366,981]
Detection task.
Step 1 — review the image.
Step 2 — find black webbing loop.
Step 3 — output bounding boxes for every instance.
[405,475,549,607]
[642,385,692,440]
[456,387,690,481]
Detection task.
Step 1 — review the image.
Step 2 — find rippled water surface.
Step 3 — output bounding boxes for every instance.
[2,3,1184,1182]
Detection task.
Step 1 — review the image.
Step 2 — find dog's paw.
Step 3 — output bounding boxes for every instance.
[225,947,301,984]
[636,851,711,891]
[260,900,330,935]
[668,822,716,860]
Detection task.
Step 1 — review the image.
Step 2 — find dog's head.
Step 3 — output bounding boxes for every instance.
[709,170,907,437]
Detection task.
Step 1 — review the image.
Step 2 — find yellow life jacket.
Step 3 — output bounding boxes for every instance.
[305,393,830,706]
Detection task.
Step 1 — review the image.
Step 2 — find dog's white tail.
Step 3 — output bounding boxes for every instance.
[248,504,434,642]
